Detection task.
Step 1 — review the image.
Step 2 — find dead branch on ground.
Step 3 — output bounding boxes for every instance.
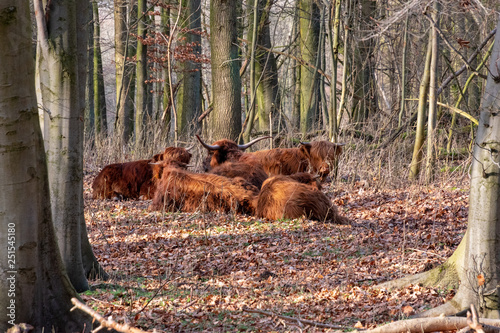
[242,306,346,330]
[365,304,500,333]
[71,298,151,333]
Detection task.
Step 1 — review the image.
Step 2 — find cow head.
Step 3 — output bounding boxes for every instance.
[153,146,193,164]
[300,141,345,179]
[196,135,271,171]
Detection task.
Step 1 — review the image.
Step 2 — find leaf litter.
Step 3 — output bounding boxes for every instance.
[83,172,468,332]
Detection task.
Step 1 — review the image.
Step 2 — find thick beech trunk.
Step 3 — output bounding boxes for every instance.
[36,0,107,292]
[0,2,91,330]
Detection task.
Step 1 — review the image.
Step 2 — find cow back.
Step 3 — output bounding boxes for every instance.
[256,175,347,224]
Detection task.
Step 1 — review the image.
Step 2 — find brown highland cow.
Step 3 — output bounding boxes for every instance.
[196,136,345,179]
[150,161,258,215]
[300,141,346,180]
[256,175,348,224]
[92,146,192,200]
[196,135,309,175]
[209,161,269,189]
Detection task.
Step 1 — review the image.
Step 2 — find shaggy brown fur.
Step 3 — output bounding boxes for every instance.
[209,161,268,189]
[198,136,311,176]
[242,148,310,176]
[256,175,347,224]
[287,172,322,191]
[92,147,192,200]
[150,163,258,215]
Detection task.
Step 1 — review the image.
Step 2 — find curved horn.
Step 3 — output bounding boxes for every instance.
[335,143,346,146]
[196,135,221,151]
[299,141,312,147]
[238,136,272,150]
[185,144,195,151]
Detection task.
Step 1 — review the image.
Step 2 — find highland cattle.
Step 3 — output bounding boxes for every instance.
[92,146,192,200]
[150,160,258,215]
[256,175,347,223]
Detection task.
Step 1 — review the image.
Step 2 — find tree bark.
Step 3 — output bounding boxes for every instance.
[351,0,377,127]
[299,0,320,135]
[0,1,91,330]
[244,0,280,141]
[135,0,149,148]
[177,0,202,139]
[409,36,432,181]
[115,0,135,144]
[384,15,500,320]
[209,0,242,140]
[424,0,440,184]
[92,0,107,137]
[328,0,341,141]
[36,0,107,292]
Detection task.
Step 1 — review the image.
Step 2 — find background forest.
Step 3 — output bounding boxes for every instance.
[83,0,499,186]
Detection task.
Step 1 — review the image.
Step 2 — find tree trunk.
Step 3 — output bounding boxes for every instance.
[161,5,172,137]
[92,0,107,137]
[78,0,109,282]
[351,0,377,127]
[434,15,500,318]
[328,0,341,141]
[291,3,300,131]
[209,0,242,140]
[398,14,409,127]
[424,0,439,184]
[408,36,432,181]
[299,0,320,136]
[244,0,280,140]
[135,0,148,148]
[383,15,500,319]
[115,0,135,144]
[85,1,95,141]
[36,0,107,292]
[176,0,202,139]
[0,1,91,330]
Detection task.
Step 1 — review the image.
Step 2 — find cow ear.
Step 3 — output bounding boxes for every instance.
[299,143,312,154]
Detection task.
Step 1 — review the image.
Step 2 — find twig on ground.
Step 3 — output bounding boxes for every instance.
[71,298,151,333]
[242,306,346,330]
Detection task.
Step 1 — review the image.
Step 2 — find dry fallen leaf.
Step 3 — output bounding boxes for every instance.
[478,273,485,286]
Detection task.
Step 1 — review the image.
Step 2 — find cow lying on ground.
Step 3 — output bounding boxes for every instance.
[209,161,269,189]
[256,175,348,224]
[149,160,258,215]
[196,136,345,179]
[196,135,309,175]
[92,146,192,200]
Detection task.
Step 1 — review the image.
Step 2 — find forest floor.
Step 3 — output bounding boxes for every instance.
[83,170,469,332]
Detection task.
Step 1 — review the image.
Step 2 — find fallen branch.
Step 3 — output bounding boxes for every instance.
[364,313,500,333]
[242,306,346,330]
[457,304,500,333]
[71,298,151,333]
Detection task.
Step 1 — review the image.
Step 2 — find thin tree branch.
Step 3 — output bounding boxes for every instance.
[242,306,346,330]
[71,298,150,333]
[437,28,496,96]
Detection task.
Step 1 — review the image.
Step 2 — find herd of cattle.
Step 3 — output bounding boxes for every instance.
[92,136,348,224]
